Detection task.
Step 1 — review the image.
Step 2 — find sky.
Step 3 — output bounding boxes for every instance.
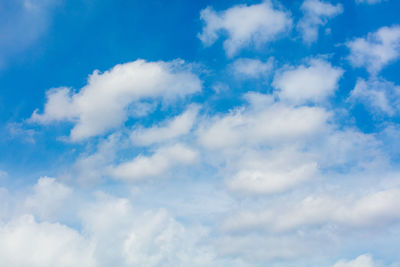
[1,0,400,266]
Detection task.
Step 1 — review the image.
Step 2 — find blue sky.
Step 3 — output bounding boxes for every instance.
[1,0,400,266]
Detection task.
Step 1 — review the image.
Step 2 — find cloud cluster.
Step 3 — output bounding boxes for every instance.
[14,1,400,266]
[0,178,222,267]
[30,59,201,141]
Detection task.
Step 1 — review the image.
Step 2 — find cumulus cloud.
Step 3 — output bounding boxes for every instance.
[197,91,333,195]
[24,177,73,221]
[130,105,199,146]
[347,25,400,73]
[0,215,95,267]
[272,58,344,104]
[79,194,216,267]
[230,57,274,79]
[109,144,198,181]
[332,254,377,267]
[198,0,292,56]
[30,59,202,141]
[297,0,343,44]
[348,77,400,116]
[0,181,222,267]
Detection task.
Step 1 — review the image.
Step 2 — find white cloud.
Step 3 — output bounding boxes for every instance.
[347,25,400,73]
[30,59,202,141]
[272,58,344,104]
[355,0,383,4]
[197,92,332,195]
[348,77,400,116]
[24,177,72,221]
[198,93,330,150]
[130,105,199,146]
[332,254,377,267]
[297,0,343,44]
[222,187,400,233]
[198,0,292,56]
[226,148,318,195]
[0,215,95,267]
[72,133,121,185]
[230,57,274,79]
[109,144,198,181]
[80,193,216,267]
[0,186,221,267]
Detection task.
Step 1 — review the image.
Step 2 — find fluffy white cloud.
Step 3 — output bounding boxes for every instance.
[197,92,333,195]
[0,215,95,267]
[272,58,344,104]
[332,254,377,267]
[0,184,222,267]
[79,193,216,267]
[348,77,400,116]
[230,57,274,79]
[347,25,400,73]
[30,59,201,141]
[222,187,400,233]
[198,0,292,56]
[24,177,72,221]
[198,93,330,150]
[109,144,198,181]
[297,0,343,44]
[130,105,199,146]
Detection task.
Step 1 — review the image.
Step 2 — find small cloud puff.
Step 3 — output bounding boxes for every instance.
[297,0,343,44]
[347,25,400,74]
[198,0,292,57]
